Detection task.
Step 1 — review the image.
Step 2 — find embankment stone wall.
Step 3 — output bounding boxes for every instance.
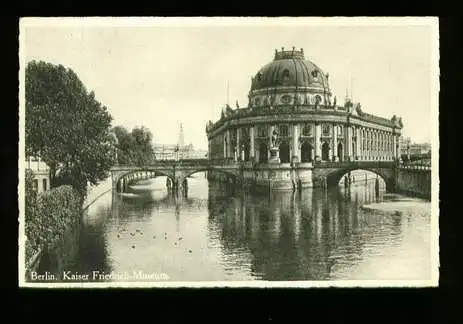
[396,167,431,199]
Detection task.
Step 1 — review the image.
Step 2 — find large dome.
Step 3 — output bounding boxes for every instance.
[247,47,332,108]
[250,47,330,92]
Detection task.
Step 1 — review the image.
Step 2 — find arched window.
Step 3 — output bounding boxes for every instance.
[301,142,313,162]
[259,142,268,163]
[241,127,249,140]
[254,97,261,106]
[279,142,290,163]
[322,142,330,161]
[282,69,290,79]
[337,142,343,161]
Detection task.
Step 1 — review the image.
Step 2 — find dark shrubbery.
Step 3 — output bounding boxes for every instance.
[25,170,82,268]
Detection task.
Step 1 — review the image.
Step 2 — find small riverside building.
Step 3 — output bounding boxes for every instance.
[26,156,50,194]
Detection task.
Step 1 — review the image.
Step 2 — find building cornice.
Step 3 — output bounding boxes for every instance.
[249,86,331,96]
[206,105,402,139]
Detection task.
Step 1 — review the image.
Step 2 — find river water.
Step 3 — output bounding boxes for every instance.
[35,172,432,282]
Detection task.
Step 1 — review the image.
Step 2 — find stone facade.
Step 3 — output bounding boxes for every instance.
[205,48,403,188]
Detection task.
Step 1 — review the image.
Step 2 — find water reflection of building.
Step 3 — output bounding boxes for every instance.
[207,184,388,280]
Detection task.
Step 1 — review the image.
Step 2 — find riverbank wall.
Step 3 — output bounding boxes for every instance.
[396,166,431,200]
[83,177,112,210]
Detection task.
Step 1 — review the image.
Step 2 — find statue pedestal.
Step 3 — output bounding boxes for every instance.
[269,147,280,164]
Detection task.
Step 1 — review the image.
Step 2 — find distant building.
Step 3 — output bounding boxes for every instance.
[186,148,208,159]
[153,143,207,160]
[400,137,431,156]
[153,123,208,160]
[153,144,180,160]
[26,156,50,194]
[409,143,431,155]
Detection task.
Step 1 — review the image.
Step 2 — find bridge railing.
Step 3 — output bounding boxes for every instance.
[315,161,395,168]
[398,164,431,171]
[113,158,229,169]
[112,159,404,171]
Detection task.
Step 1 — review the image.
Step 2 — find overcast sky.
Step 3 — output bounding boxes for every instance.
[22,18,438,150]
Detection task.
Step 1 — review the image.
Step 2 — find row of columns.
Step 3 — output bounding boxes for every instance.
[212,123,401,162]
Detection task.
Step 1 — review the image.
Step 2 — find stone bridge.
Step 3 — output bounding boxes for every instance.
[312,161,396,191]
[111,158,399,192]
[111,159,240,192]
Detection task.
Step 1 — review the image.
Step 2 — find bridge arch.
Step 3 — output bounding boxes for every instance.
[177,166,238,183]
[113,168,174,192]
[325,168,394,192]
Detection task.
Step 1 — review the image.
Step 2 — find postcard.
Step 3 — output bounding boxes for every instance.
[18,17,439,288]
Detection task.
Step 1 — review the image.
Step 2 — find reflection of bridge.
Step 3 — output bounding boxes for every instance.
[110,158,401,193]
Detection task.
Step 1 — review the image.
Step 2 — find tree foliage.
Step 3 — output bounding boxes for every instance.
[112,125,156,165]
[24,169,38,262]
[24,183,82,268]
[25,61,116,195]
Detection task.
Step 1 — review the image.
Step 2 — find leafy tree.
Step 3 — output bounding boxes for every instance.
[24,169,37,254]
[112,126,136,165]
[25,61,116,196]
[131,126,156,165]
[112,125,156,165]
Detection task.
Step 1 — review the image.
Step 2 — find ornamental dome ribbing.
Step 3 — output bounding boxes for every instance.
[250,47,330,93]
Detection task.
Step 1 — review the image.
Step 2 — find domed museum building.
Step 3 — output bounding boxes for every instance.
[205,47,403,189]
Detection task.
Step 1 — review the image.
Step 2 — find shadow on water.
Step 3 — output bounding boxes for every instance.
[30,203,114,283]
[31,174,430,282]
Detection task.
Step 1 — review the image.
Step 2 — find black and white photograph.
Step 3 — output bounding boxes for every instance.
[18,17,439,287]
